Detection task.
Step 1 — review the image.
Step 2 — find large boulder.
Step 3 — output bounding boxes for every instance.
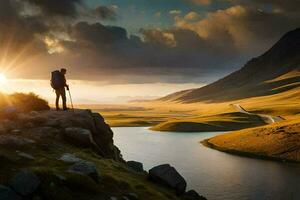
[17,151,35,160]
[127,161,144,173]
[64,127,92,147]
[16,109,122,161]
[0,135,34,149]
[122,193,139,200]
[59,153,83,163]
[9,170,40,196]
[0,185,22,200]
[25,127,60,140]
[148,164,187,195]
[68,161,100,183]
[91,113,115,156]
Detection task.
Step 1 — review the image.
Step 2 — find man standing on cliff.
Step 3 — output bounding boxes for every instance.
[51,68,69,111]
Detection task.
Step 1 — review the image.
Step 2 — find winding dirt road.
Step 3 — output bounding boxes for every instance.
[231,104,284,124]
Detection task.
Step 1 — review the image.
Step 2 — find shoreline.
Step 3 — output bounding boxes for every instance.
[201,139,300,164]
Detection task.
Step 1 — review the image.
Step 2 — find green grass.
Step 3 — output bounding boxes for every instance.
[150,112,267,132]
[87,83,300,133]
[0,135,181,200]
[203,117,300,162]
[0,92,50,113]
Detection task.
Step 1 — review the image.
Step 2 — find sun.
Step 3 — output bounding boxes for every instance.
[0,73,7,84]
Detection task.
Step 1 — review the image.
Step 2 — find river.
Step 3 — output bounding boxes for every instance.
[113,127,300,200]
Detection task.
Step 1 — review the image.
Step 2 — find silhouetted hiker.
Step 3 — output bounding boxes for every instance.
[51,68,69,111]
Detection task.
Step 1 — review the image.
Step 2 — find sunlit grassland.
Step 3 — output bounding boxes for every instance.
[202,117,300,162]
[83,85,300,132]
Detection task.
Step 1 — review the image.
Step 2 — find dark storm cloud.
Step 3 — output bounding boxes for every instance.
[54,21,240,83]
[24,0,82,17]
[71,22,127,47]
[0,0,299,83]
[0,0,48,60]
[92,6,117,20]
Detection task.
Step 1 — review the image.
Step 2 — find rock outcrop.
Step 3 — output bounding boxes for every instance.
[9,109,123,161]
[0,108,206,200]
[9,170,40,196]
[68,161,101,183]
[149,164,187,195]
[126,161,144,173]
[0,185,21,200]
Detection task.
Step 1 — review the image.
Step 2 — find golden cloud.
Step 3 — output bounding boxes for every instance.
[175,5,299,52]
[184,11,200,21]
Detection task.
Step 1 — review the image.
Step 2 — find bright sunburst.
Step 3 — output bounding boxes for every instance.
[0,73,7,84]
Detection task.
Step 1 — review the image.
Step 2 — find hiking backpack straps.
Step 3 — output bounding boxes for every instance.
[51,70,63,89]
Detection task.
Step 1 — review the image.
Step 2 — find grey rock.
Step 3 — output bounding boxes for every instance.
[110,197,118,200]
[59,153,83,163]
[9,170,40,196]
[92,113,115,153]
[127,161,144,173]
[183,190,207,200]
[17,152,35,160]
[18,114,46,126]
[123,193,139,200]
[68,161,100,183]
[44,119,60,128]
[64,127,92,147]
[0,135,34,149]
[54,174,66,181]
[29,116,47,126]
[0,185,22,200]
[148,164,187,195]
[27,127,60,140]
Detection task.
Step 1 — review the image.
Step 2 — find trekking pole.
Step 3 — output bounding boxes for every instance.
[67,88,75,112]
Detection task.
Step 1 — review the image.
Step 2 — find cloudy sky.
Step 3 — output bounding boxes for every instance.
[0,0,299,103]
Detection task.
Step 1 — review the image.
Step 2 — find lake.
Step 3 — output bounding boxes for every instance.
[113,127,300,200]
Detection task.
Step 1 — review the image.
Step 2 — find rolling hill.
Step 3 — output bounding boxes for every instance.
[160,28,300,103]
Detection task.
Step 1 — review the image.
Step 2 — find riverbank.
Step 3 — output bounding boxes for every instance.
[114,126,300,200]
[202,118,300,163]
[0,109,204,200]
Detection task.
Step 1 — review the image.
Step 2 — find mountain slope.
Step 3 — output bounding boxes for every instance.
[160,28,300,103]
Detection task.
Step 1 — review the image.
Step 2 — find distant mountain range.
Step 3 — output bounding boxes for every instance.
[160,28,300,103]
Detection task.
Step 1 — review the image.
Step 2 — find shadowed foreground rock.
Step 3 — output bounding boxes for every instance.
[0,185,21,200]
[0,109,207,200]
[17,109,123,161]
[9,170,40,196]
[126,161,144,173]
[149,164,187,195]
[68,161,100,183]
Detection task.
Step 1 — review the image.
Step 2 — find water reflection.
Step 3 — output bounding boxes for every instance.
[113,127,300,200]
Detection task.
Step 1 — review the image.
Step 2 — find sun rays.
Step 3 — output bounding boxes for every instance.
[0,73,7,84]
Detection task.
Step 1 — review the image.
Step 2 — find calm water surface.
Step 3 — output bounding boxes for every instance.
[113,127,300,200]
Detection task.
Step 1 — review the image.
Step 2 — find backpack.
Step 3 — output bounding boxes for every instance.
[50,70,63,89]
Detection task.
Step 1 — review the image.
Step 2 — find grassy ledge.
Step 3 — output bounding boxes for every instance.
[201,117,300,163]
